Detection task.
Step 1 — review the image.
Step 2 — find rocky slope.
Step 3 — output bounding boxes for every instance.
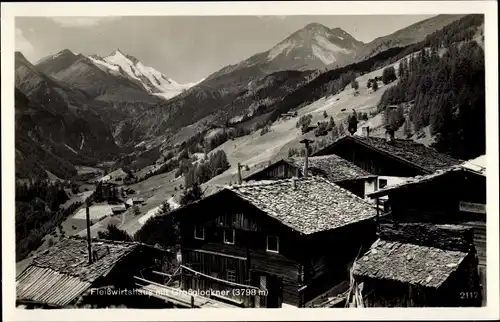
[15,52,120,179]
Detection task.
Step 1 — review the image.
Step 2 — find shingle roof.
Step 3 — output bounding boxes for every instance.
[243,155,375,183]
[227,177,377,234]
[352,239,468,289]
[16,237,140,307]
[368,165,484,198]
[289,155,376,182]
[312,135,461,174]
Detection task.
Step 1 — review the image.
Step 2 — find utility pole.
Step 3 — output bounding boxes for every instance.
[237,162,248,184]
[86,199,93,264]
[299,139,313,177]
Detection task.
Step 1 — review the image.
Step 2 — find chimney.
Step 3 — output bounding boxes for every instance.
[86,200,93,264]
[237,162,242,184]
[362,126,370,137]
[385,127,395,143]
[300,139,313,177]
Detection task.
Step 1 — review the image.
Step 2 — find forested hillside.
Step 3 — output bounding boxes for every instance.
[15,179,81,261]
[378,15,485,160]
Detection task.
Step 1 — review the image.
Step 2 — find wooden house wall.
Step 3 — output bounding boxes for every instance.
[178,191,304,307]
[246,161,299,181]
[438,251,482,307]
[314,139,425,177]
[300,219,377,304]
[360,278,453,307]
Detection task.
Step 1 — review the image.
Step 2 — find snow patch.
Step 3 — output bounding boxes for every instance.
[64,144,78,154]
[88,55,120,73]
[91,50,201,99]
[230,115,244,124]
[99,174,111,182]
[104,50,141,82]
[311,44,336,65]
[153,91,184,100]
[79,133,85,150]
[268,40,295,61]
[314,35,351,54]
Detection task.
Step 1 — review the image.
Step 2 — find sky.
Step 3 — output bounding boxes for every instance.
[16,15,434,83]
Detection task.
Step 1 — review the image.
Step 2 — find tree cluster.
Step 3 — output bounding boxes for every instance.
[296,114,313,130]
[15,178,80,261]
[378,40,485,159]
[134,200,180,248]
[347,110,359,135]
[93,181,121,203]
[382,66,397,84]
[98,224,132,242]
[183,150,230,189]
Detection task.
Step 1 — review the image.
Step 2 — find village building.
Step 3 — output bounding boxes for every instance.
[171,177,378,308]
[111,204,127,214]
[350,222,482,307]
[125,197,145,208]
[311,130,461,190]
[367,165,486,305]
[243,155,378,198]
[16,237,171,309]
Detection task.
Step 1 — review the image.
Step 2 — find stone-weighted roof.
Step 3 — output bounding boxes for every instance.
[352,238,468,289]
[312,135,461,174]
[289,155,376,182]
[227,176,377,234]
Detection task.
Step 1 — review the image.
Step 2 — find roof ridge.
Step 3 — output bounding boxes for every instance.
[291,154,341,160]
[230,176,319,189]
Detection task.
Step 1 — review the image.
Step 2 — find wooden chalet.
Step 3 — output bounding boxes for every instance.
[243,155,378,198]
[171,177,378,308]
[351,222,482,307]
[16,237,171,309]
[311,132,461,189]
[367,165,487,305]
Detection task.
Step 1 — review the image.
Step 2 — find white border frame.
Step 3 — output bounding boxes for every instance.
[2,1,498,321]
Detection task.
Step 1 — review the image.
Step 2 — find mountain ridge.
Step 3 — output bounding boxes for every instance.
[329,14,466,68]
[15,51,121,179]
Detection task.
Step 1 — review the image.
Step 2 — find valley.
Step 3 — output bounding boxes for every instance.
[14,14,486,272]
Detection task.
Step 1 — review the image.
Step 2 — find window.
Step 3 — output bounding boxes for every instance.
[379,178,388,189]
[266,235,279,253]
[224,229,235,244]
[194,225,205,240]
[226,269,236,283]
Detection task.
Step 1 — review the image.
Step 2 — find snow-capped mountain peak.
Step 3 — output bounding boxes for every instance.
[84,49,198,99]
[265,23,363,66]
